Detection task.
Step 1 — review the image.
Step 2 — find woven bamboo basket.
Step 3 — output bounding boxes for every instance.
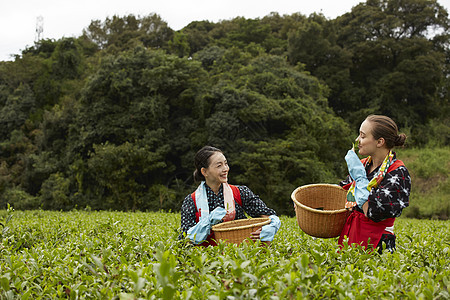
[212,217,270,245]
[291,184,351,238]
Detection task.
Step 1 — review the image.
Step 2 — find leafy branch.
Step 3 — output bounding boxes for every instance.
[0,203,14,239]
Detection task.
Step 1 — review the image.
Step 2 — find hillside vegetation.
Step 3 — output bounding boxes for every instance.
[0,0,448,217]
[398,147,450,219]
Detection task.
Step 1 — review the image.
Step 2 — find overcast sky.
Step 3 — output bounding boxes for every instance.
[1,0,449,61]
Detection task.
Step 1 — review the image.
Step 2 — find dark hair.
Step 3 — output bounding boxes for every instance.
[365,115,407,149]
[193,146,223,182]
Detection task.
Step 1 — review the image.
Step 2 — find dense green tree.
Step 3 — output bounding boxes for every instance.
[193,46,227,70]
[261,12,306,54]
[50,38,85,79]
[82,13,174,53]
[0,84,36,139]
[182,21,216,55]
[39,172,71,210]
[334,0,449,128]
[0,130,35,193]
[288,13,355,118]
[22,39,57,58]
[0,52,46,89]
[72,47,207,154]
[86,137,170,211]
[168,31,190,57]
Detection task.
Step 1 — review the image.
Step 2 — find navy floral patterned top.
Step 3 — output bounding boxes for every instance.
[339,152,411,223]
[180,184,276,234]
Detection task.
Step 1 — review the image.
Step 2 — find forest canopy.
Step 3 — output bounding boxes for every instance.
[0,0,448,215]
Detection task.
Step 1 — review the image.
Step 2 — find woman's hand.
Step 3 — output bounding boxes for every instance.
[250,227,271,246]
[250,228,261,241]
[222,211,232,222]
[362,201,369,217]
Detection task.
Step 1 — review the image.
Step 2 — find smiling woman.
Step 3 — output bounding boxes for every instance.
[180,145,281,246]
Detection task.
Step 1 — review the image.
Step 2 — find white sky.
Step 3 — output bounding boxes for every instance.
[1,0,449,61]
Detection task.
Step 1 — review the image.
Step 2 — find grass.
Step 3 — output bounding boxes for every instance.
[396,146,450,219]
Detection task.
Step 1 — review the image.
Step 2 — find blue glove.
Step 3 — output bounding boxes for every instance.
[345,150,370,208]
[209,207,227,225]
[260,215,281,242]
[186,207,226,244]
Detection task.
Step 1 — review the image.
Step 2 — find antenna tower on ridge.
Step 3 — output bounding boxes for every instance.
[35,16,44,42]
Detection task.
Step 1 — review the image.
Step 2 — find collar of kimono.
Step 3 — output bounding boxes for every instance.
[365,150,395,190]
[346,151,395,208]
[195,181,236,222]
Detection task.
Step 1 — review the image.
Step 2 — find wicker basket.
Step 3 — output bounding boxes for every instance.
[291,184,351,238]
[212,217,270,245]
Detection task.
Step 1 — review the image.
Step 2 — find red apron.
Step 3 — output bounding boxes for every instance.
[338,210,395,251]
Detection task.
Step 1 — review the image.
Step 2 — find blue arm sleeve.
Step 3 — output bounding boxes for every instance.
[345,150,370,208]
[186,207,226,244]
[260,215,281,242]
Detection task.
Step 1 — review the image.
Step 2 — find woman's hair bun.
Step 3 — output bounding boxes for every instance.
[395,133,407,146]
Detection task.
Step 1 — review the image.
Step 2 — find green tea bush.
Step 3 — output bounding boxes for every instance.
[0,210,449,299]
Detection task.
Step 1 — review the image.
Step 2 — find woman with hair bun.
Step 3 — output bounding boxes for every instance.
[180,146,280,246]
[339,115,411,253]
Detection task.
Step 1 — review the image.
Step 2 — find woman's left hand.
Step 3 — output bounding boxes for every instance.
[250,228,271,246]
[250,228,261,241]
[222,211,233,222]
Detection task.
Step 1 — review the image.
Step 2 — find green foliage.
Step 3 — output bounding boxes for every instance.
[397,146,450,220]
[86,137,171,211]
[193,46,227,70]
[409,116,450,146]
[0,130,36,194]
[218,17,273,50]
[82,14,174,52]
[0,210,449,298]
[288,0,449,133]
[0,84,36,138]
[74,47,207,151]
[168,31,190,57]
[50,38,85,79]
[0,204,14,239]
[39,172,71,210]
[1,188,38,210]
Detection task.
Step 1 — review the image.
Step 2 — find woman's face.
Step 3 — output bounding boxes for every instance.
[357,120,381,156]
[202,152,229,185]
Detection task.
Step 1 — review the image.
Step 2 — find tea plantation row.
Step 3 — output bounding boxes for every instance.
[0,210,449,299]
